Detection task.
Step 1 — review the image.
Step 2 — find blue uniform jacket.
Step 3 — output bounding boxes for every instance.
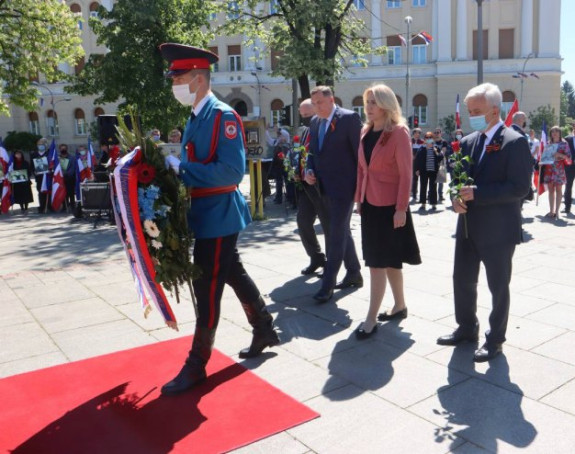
[178,94,251,239]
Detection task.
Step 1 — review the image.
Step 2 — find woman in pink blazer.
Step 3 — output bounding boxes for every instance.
[354,84,421,339]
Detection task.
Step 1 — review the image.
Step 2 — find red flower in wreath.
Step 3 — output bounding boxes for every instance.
[277,152,285,160]
[451,141,461,153]
[137,163,156,184]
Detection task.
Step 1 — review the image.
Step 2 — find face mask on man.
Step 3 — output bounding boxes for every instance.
[469,115,488,132]
[60,149,68,156]
[152,135,160,142]
[301,116,311,127]
[172,76,198,106]
[79,149,87,156]
[38,145,46,153]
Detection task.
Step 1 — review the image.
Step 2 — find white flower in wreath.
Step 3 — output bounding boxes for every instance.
[143,219,161,238]
[151,239,163,249]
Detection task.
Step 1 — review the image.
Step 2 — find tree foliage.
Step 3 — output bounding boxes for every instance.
[221,0,376,97]
[528,105,557,134]
[67,0,216,134]
[561,80,575,124]
[3,131,41,153]
[438,114,456,138]
[0,0,83,115]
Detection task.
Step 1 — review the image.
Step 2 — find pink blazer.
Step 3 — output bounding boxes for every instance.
[354,124,413,212]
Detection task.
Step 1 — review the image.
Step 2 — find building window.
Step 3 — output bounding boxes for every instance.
[75,56,85,75]
[352,96,364,120]
[412,0,426,6]
[473,30,489,61]
[270,0,279,14]
[413,94,428,126]
[233,100,248,117]
[46,110,59,137]
[89,2,99,18]
[228,45,241,72]
[501,91,516,119]
[29,112,40,135]
[388,46,402,65]
[209,46,219,72]
[227,1,240,19]
[94,107,105,118]
[270,99,284,126]
[412,45,427,64]
[353,0,365,10]
[386,0,401,8]
[75,109,88,135]
[499,29,514,59]
[271,49,283,71]
[70,3,82,30]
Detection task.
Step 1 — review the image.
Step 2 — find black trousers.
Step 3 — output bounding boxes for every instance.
[564,165,575,212]
[453,236,515,345]
[34,176,50,213]
[296,182,330,261]
[193,233,260,330]
[419,170,438,205]
[411,161,419,199]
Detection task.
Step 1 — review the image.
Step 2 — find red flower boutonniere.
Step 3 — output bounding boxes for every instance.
[485,137,503,154]
[451,141,461,153]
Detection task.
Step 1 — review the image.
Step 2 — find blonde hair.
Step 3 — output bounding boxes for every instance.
[363,83,407,132]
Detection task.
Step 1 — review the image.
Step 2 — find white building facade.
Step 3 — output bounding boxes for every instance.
[0,0,563,147]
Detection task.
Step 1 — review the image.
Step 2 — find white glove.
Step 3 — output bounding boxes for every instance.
[165,155,181,174]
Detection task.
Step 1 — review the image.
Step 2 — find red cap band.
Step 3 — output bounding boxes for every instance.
[169,58,211,71]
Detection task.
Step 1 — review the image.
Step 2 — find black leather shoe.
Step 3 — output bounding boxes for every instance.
[313,288,334,303]
[436,327,479,346]
[239,328,280,358]
[334,273,363,289]
[473,343,502,362]
[355,323,378,340]
[378,308,408,321]
[301,258,327,275]
[161,363,206,396]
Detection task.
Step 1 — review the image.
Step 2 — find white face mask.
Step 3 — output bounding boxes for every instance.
[171,76,197,106]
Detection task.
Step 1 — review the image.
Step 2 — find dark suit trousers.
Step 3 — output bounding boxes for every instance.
[297,182,330,261]
[320,196,361,291]
[453,236,515,344]
[564,165,575,211]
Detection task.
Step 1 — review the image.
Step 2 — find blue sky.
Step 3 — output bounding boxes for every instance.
[561,1,574,85]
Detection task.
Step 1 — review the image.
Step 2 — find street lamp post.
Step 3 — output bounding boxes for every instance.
[519,52,535,105]
[250,71,261,118]
[32,82,72,136]
[404,15,413,120]
[476,0,484,84]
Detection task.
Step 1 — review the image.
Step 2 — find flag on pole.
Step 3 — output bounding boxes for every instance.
[417,31,433,45]
[50,143,66,211]
[398,34,407,46]
[40,139,56,194]
[455,94,461,129]
[504,99,519,127]
[1,146,12,214]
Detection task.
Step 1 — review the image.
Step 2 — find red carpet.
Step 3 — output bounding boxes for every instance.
[0,337,319,453]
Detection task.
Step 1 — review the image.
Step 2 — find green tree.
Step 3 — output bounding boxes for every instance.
[563,80,575,119]
[3,131,41,153]
[222,0,375,98]
[0,0,83,115]
[438,114,456,138]
[528,105,557,134]
[67,0,216,134]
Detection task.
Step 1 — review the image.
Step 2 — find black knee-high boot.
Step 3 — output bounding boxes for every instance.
[239,296,280,358]
[161,326,216,396]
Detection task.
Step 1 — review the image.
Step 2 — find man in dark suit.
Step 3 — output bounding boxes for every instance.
[305,86,363,303]
[437,83,532,362]
[563,123,575,214]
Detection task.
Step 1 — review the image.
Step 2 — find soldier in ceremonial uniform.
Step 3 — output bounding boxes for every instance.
[160,43,279,396]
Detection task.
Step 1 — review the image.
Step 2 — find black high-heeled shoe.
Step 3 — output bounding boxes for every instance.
[355,323,378,340]
[377,308,408,322]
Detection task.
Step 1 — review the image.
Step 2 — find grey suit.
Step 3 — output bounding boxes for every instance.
[453,125,532,344]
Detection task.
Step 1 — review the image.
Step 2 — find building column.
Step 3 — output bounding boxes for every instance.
[455,0,467,60]
[538,0,560,57]
[431,0,438,61]
[521,0,534,57]
[436,0,452,62]
[371,0,383,65]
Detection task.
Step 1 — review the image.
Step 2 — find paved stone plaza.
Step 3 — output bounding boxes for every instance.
[1,178,575,453]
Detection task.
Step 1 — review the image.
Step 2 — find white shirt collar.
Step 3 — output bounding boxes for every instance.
[192,93,212,117]
[484,120,504,143]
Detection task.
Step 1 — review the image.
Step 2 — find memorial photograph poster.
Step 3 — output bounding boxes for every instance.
[540,143,558,165]
[10,169,28,183]
[33,157,49,174]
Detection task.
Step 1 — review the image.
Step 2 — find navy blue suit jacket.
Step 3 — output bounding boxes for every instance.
[306,106,362,201]
[457,125,532,247]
